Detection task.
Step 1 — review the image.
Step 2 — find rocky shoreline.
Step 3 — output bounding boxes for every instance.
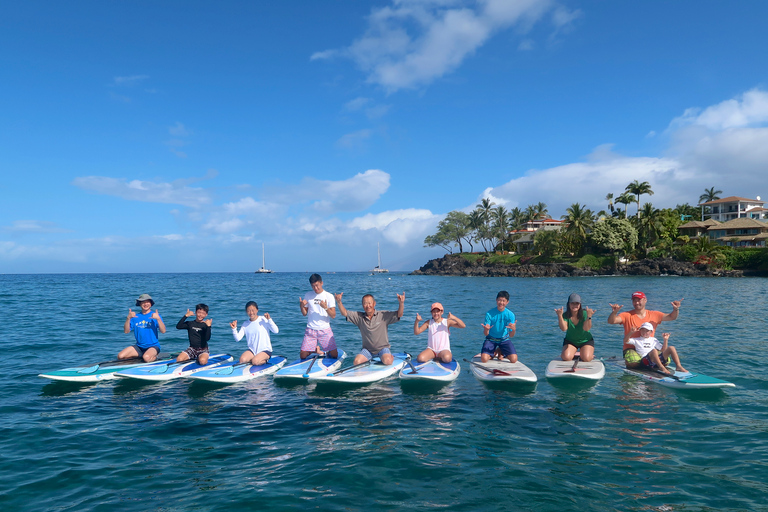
[410,254,745,277]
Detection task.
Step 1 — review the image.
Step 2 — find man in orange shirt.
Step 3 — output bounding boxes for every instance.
[607,291,683,368]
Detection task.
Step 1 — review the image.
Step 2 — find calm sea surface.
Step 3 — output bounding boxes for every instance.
[1,272,766,512]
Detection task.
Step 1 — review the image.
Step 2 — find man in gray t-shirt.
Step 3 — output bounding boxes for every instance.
[335,292,405,365]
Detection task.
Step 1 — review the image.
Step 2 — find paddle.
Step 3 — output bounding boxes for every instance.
[404,355,420,375]
[463,358,512,376]
[329,358,373,376]
[301,353,323,378]
[563,356,581,373]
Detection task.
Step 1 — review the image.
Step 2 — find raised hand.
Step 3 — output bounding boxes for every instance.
[263,312,271,320]
[230,320,238,329]
[415,313,422,322]
[151,310,161,321]
[586,306,596,317]
[299,297,308,308]
[671,299,683,309]
[397,292,405,303]
[127,308,136,319]
[319,299,328,309]
[506,321,516,330]
[334,292,343,303]
[609,303,623,313]
[185,308,194,317]
[555,306,563,316]
[205,319,212,327]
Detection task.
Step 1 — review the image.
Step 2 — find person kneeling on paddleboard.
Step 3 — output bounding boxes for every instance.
[231,301,278,367]
[176,303,212,365]
[335,292,404,366]
[480,291,518,364]
[626,322,687,375]
[298,274,339,360]
[555,293,595,362]
[413,302,465,363]
[119,293,166,363]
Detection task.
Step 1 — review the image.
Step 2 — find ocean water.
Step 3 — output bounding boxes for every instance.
[1,272,766,512]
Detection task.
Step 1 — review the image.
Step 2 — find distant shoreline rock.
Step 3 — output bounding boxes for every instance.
[410,254,745,278]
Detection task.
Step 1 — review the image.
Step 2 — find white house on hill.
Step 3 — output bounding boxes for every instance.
[698,196,767,222]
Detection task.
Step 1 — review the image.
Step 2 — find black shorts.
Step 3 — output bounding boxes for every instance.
[563,338,594,348]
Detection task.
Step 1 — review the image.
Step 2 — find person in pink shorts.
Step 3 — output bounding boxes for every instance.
[298,274,338,359]
[413,302,466,363]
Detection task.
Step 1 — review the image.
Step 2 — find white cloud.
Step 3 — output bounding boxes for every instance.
[169,122,192,137]
[113,75,149,86]
[2,220,70,234]
[481,89,768,218]
[315,0,555,91]
[72,176,212,207]
[337,129,373,149]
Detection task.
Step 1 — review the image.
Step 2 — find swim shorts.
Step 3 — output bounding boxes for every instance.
[481,338,516,356]
[301,327,337,352]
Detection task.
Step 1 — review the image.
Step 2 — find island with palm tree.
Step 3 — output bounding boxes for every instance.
[415,182,768,277]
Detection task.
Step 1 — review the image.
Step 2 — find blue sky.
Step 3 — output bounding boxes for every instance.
[2,0,768,273]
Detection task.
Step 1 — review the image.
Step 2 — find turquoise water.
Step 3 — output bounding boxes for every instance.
[1,273,766,511]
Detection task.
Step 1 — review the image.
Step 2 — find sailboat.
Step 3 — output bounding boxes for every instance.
[255,243,273,274]
[371,242,388,273]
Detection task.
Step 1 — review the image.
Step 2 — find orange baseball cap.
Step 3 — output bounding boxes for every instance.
[431,302,444,311]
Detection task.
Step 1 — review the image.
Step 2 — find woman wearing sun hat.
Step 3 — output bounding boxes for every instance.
[555,293,596,362]
[413,302,466,363]
[118,293,166,362]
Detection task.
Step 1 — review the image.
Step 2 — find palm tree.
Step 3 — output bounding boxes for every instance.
[614,192,636,219]
[699,187,722,204]
[637,203,661,254]
[605,193,615,215]
[493,206,510,252]
[534,201,549,220]
[469,210,487,253]
[476,198,496,253]
[625,180,654,217]
[561,203,594,255]
[508,207,524,231]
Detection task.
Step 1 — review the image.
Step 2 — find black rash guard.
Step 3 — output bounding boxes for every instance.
[176,316,211,349]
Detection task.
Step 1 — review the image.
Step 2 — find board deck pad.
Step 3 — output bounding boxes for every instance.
[274,351,346,380]
[188,356,288,383]
[309,353,408,384]
[399,359,460,382]
[113,353,233,381]
[469,356,537,383]
[621,365,735,389]
[545,359,605,380]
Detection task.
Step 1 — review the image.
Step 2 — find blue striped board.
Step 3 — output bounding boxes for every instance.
[399,360,460,382]
[113,353,233,381]
[273,351,346,381]
[187,355,287,383]
[308,352,408,385]
[39,354,175,382]
[621,365,735,389]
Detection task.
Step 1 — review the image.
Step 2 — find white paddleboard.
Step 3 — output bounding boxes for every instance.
[468,355,537,383]
[274,351,346,381]
[399,359,460,382]
[114,353,233,381]
[39,354,174,382]
[308,352,408,385]
[545,359,605,380]
[187,356,287,383]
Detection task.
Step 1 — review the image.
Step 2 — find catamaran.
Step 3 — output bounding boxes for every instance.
[371,242,388,273]
[255,242,273,273]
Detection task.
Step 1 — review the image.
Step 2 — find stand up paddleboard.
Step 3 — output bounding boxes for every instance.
[621,365,735,389]
[114,353,233,381]
[399,359,460,382]
[545,358,605,380]
[187,355,287,383]
[467,355,537,383]
[273,351,346,381]
[39,354,174,382]
[308,352,408,385]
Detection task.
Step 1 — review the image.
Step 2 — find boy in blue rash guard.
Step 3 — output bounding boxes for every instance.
[118,293,166,363]
[480,291,517,363]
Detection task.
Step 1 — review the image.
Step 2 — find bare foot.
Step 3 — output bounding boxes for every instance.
[676,365,687,373]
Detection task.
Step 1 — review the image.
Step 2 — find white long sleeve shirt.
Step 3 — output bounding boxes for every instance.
[232,317,278,354]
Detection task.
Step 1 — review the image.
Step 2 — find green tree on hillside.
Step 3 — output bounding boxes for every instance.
[591,218,638,265]
[699,187,722,204]
[424,211,471,254]
[561,202,594,255]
